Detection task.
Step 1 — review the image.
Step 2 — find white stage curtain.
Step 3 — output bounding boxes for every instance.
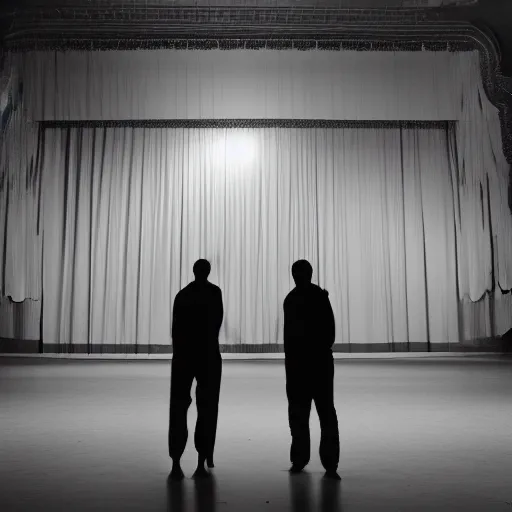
[21,50,458,122]
[41,125,470,348]
[454,52,512,301]
[0,297,40,340]
[5,50,510,304]
[12,49,512,303]
[1,52,42,303]
[0,103,41,302]
[1,49,512,348]
[461,291,512,341]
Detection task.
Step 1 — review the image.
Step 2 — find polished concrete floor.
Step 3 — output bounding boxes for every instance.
[1,356,511,512]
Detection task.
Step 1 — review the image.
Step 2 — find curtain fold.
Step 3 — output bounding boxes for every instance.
[453,52,512,300]
[41,125,474,348]
[0,99,41,302]
[0,297,40,340]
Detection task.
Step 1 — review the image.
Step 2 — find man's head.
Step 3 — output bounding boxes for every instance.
[291,259,313,288]
[193,259,211,282]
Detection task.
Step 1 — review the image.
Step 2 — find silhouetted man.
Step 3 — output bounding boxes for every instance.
[283,259,340,480]
[169,259,223,480]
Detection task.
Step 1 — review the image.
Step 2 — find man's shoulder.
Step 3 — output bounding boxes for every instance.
[207,282,222,294]
[175,282,194,299]
[179,283,193,293]
[287,284,328,296]
[284,288,297,302]
[313,284,329,297]
[286,285,329,306]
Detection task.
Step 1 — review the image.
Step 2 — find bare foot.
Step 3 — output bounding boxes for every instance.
[289,465,305,474]
[324,470,341,480]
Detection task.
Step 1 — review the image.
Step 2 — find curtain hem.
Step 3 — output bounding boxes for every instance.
[0,340,506,354]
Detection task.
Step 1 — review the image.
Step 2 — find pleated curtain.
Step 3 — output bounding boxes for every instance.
[2,49,512,347]
[41,125,461,348]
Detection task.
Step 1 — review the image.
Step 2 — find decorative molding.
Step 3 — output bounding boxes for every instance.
[6,38,474,52]
[41,120,454,130]
[0,0,483,11]
[2,7,512,161]
[2,6,443,30]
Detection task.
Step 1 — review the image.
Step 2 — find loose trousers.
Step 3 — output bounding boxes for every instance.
[168,352,222,461]
[285,353,340,471]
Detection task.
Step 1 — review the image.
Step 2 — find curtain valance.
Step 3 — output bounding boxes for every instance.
[20,50,461,122]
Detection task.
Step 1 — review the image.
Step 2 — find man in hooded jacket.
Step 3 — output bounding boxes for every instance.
[283,259,340,480]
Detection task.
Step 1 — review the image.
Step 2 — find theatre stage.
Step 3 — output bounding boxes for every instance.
[1,356,511,512]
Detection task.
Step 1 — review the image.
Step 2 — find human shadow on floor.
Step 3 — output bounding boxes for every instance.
[193,473,218,512]
[166,472,218,512]
[166,474,185,512]
[289,471,343,512]
[319,474,343,512]
[166,470,340,511]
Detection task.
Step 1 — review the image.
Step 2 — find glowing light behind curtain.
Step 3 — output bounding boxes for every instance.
[41,126,463,348]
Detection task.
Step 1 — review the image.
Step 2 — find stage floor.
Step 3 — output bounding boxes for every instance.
[1,357,511,512]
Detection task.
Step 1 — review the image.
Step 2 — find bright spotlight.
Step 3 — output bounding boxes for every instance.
[221,130,257,167]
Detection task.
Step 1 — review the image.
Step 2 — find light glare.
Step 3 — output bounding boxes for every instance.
[220,130,257,167]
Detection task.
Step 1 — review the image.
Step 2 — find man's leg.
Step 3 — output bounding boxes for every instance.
[169,356,194,479]
[313,355,340,478]
[194,354,222,475]
[206,353,222,467]
[285,358,313,472]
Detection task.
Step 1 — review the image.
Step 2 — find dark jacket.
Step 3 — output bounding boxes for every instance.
[283,284,335,357]
[171,281,223,357]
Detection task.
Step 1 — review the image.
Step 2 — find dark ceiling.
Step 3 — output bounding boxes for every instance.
[0,0,483,8]
[1,0,511,74]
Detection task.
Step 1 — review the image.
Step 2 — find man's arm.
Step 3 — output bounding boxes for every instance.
[323,291,336,349]
[171,293,181,341]
[283,295,292,348]
[214,288,224,338]
[283,297,288,341]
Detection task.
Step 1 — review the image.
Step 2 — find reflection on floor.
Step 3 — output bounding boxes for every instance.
[1,356,511,511]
